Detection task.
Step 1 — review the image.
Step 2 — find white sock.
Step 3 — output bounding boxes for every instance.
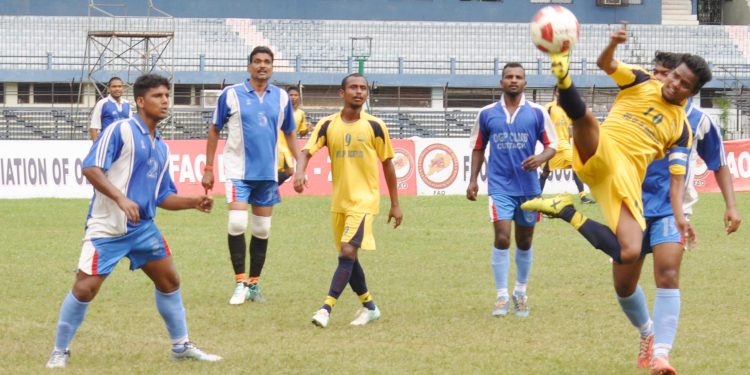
[653,343,671,358]
[171,335,189,351]
[496,288,509,299]
[639,319,654,338]
[514,283,527,296]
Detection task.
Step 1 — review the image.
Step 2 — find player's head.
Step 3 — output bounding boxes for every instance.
[660,54,712,105]
[248,46,274,82]
[339,73,368,110]
[287,86,301,107]
[500,63,526,98]
[107,77,124,99]
[133,74,170,121]
[652,51,683,82]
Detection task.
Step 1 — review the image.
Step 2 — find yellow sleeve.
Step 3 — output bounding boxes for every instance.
[667,119,693,176]
[609,61,652,89]
[297,110,308,134]
[304,118,331,156]
[371,119,395,161]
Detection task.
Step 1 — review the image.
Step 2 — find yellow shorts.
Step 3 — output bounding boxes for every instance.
[545,149,573,170]
[277,147,294,172]
[573,131,646,232]
[332,212,376,251]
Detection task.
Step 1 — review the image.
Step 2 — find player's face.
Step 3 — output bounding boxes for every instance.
[248,53,274,81]
[288,90,300,107]
[339,76,369,109]
[108,80,124,99]
[501,67,526,97]
[661,63,698,105]
[652,62,671,83]
[137,84,170,121]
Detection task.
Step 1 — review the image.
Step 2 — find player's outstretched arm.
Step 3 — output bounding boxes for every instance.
[293,149,311,193]
[670,173,697,248]
[382,158,403,228]
[466,149,484,201]
[202,125,220,193]
[714,166,742,234]
[596,22,628,75]
[158,194,213,213]
[83,166,140,224]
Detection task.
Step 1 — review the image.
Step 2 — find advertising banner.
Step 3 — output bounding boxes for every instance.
[693,139,750,192]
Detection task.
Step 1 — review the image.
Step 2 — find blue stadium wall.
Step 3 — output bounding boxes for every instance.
[1,0,663,24]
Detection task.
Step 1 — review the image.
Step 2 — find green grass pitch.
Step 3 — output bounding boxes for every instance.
[1,193,748,374]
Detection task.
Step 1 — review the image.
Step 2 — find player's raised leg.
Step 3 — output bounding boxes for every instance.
[142,256,221,362]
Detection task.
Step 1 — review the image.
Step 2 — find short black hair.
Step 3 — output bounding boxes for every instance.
[107,76,123,86]
[287,86,300,94]
[653,51,683,70]
[680,53,712,93]
[340,73,368,89]
[501,62,525,77]
[132,74,170,100]
[249,46,274,63]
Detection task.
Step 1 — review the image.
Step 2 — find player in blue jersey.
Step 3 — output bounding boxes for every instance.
[46,74,221,369]
[466,63,558,318]
[89,77,130,141]
[202,46,300,305]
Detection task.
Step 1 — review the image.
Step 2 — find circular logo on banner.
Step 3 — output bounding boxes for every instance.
[392,147,414,183]
[418,143,459,189]
[693,156,709,181]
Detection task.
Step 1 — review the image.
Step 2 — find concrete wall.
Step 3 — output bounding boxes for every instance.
[0,0,663,24]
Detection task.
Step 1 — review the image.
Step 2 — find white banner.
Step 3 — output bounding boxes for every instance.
[412,138,586,196]
[0,141,94,198]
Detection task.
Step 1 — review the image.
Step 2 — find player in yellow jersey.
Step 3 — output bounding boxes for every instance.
[522,23,712,374]
[294,73,403,328]
[540,85,595,204]
[277,87,308,184]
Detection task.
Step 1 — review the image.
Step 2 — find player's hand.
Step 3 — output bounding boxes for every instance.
[676,217,697,250]
[116,196,140,224]
[610,22,628,45]
[201,170,214,193]
[195,195,213,213]
[724,206,742,234]
[521,155,544,171]
[293,173,308,193]
[466,181,479,201]
[388,205,403,228]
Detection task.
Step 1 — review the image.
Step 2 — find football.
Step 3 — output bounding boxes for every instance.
[530,5,580,54]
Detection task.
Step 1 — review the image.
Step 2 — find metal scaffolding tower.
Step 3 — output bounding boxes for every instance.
[83,0,175,99]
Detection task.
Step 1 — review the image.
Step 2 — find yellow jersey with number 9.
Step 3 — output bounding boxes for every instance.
[304,111,394,215]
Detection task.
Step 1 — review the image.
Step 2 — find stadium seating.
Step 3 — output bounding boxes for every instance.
[0,16,748,74]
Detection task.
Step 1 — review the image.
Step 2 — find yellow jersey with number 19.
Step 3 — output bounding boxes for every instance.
[603,62,692,177]
[304,111,394,215]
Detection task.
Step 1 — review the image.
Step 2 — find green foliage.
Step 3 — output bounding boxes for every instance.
[1,194,749,374]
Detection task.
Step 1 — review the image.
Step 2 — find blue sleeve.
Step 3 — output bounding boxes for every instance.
[211,89,231,131]
[281,95,296,135]
[156,148,178,205]
[697,119,725,171]
[83,123,123,171]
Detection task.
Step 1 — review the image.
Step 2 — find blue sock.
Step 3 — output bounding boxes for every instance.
[53,292,90,351]
[491,247,510,294]
[617,285,651,332]
[514,246,533,296]
[653,288,681,357]
[155,288,188,347]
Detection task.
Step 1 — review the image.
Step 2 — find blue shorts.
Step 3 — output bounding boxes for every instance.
[225,179,280,206]
[78,221,171,276]
[488,194,539,227]
[642,215,683,254]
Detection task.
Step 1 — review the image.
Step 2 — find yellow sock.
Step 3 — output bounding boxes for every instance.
[570,211,588,230]
[324,296,338,309]
[358,292,373,304]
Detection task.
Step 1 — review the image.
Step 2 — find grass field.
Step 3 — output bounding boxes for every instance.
[2,193,749,374]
